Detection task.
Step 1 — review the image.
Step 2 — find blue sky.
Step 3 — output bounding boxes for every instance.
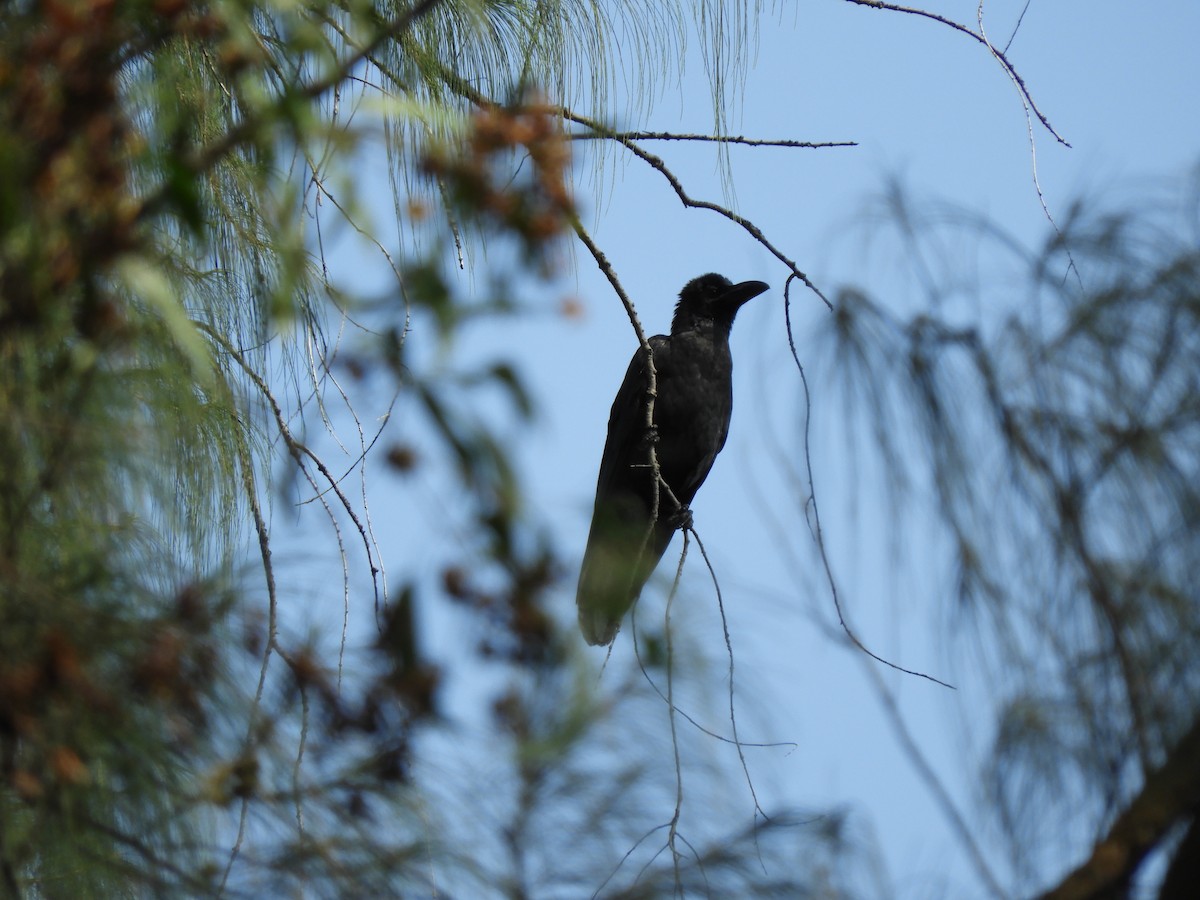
[291,2,1200,895]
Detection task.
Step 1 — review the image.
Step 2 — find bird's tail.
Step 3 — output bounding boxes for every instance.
[576,513,674,646]
[576,550,635,646]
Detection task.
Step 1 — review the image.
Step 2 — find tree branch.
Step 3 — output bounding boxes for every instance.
[566,131,856,150]
[843,0,1069,147]
[1037,715,1200,900]
[562,107,833,311]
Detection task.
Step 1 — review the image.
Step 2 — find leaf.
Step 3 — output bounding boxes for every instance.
[487,362,534,420]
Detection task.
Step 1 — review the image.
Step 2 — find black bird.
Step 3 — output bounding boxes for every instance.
[576,273,770,645]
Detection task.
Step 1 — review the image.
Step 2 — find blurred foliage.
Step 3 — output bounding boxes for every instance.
[811,178,1200,898]
[0,1,844,897]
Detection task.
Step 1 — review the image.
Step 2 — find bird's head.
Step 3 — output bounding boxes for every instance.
[671,273,769,336]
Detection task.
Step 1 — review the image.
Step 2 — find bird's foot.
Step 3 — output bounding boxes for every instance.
[666,505,693,532]
[641,425,659,447]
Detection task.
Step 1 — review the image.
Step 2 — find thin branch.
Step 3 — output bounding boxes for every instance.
[292,686,310,839]
[630,609,800,846]
[688,527,769,822]
[664,533,690,890]
[562,108,833,312]
[783,275,955,689]
[570,220,648,347]
[842,0,1069,147]
[567,131,857,150]
[220,407,276,896]
[1003,0,1034,55]
[975,1,1081,287]
[592,824,671,900]
[205,326,385,627]
[631,643,799,751]
[302,171,403,636]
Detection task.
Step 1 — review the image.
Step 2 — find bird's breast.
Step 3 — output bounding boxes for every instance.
[651,336,733,503]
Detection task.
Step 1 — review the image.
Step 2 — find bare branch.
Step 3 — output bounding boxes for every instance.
[842,0,1069,146]
[689,527,769,821]
[567,131,857,150]
[562,108,834,312]
[665,533,690,888]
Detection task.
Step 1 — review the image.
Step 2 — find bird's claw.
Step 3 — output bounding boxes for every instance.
[667,505,693,531]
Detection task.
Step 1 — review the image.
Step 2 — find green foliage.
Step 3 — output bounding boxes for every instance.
[1,1,807,897]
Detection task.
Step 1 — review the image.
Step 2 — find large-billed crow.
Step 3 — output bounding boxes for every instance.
[576,273,769,645]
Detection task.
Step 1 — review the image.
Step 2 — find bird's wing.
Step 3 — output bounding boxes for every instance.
[671,409,729,506]
[593,337,664,500]
[577,336,669,645]
[649,329,731,509]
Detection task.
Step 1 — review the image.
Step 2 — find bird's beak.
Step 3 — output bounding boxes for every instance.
[718,280,769,312]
